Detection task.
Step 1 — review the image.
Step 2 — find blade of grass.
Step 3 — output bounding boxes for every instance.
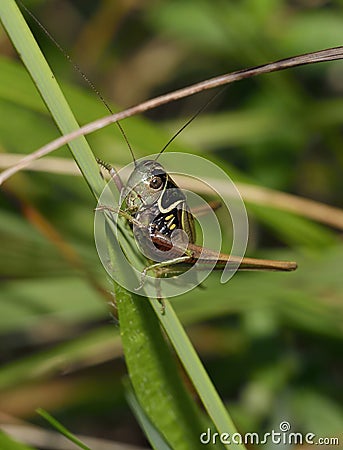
[153,299,244,447]
[109,255,212,449]
[125,380,175,450]
[36,409,91,450]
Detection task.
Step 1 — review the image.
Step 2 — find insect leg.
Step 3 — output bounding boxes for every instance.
[136,254,193,291]
[95,204,142,228]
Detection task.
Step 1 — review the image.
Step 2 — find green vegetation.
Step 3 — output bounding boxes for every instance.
[0,0,342,448]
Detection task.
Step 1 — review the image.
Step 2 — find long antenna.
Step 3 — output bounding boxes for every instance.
[18,1,137,166]
[155,88,225,160]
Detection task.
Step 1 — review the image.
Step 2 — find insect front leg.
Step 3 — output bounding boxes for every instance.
[95,204,142,228]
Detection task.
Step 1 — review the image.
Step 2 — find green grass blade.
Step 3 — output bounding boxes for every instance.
[112,277,210,449]
[36,409,92,450]
[126,381,173,450]
[153,300,246,449]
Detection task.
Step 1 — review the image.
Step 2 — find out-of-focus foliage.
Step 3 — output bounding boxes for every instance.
[0,0,342,448]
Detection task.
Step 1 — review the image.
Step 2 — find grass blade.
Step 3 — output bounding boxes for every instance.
[36,409,91,450]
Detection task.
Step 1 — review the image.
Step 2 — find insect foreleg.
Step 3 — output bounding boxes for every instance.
[95,204,142,228]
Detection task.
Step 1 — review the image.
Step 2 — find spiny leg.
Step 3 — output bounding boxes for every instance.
[95,204,142,228]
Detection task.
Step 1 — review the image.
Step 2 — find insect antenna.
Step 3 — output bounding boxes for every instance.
[155,88,225,160]
[18,0,137,167]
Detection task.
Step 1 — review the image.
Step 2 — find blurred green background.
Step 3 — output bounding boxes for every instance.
[0,0,342,448]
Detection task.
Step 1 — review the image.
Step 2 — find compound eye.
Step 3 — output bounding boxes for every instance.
[150,176,163,190]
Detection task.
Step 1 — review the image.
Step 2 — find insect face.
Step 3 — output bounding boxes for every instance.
[125,160,166,211]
